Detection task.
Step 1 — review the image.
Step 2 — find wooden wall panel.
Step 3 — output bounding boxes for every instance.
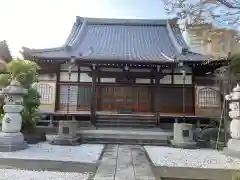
[37,73,57,113]
[157,86,194,114]
[98,86,151,112]
[37,81,56,113]
[58,85,92,111]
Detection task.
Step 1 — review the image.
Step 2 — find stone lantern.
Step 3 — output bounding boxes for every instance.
[224,84,240,157]
[0,79,28,151]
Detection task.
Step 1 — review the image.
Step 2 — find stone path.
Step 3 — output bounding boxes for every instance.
[94,145,155,180]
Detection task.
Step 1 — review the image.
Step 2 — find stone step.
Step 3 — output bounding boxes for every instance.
[97,119,156,123]
[96,114,157,128]
[82,138,169,146]
[97,115,155,120]
[96,123,156,128]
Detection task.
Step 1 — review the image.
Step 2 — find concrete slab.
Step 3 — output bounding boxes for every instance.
[94,145,155,180]
[115,146,135,180]
[145,146,240,180]
[0,142,104,163]
[0,169,89,180]
[0,142,104,173]
[132,146,155,180]
[94,145,118,180]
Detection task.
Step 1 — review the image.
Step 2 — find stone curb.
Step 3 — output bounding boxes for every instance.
[0,158,99,173]
[151,166,238,180]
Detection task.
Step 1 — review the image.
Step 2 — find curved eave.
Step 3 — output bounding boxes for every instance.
[28,54,225,67]
[21,46,67,60]
[24,54,175,64]
[22,18,81,59]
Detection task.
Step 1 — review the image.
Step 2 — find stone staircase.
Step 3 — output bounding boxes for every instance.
[79,129,172,146]
[96,114,157,128]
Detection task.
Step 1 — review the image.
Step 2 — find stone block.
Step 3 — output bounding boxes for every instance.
[58,120,78,138]
[0,132,28,152]
[171,123,197,149]
[50,136,79,146]
[173,123,194,142]
[50,120,80,146]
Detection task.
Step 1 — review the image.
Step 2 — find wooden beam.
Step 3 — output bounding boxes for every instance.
[89,71,164,78]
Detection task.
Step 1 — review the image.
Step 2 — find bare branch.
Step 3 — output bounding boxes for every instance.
[162,0,240,28]
[217,0,240,9]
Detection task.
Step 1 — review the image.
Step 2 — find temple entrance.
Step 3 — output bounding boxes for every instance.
[99,86,151,113]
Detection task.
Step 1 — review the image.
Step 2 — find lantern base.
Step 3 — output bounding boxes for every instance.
[223,138,240,158]
[0,132,28,152]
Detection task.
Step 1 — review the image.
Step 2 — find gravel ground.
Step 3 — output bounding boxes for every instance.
[0,169,89,180]
[145,146,240,170]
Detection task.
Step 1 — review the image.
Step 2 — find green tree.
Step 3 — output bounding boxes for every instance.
[0,59,41,132]
[230,54,240,74]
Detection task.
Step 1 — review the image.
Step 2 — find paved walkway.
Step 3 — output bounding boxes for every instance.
[93,145,155,180]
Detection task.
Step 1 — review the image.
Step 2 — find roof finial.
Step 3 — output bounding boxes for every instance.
[75,16,82,25]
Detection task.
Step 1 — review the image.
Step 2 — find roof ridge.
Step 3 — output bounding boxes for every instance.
[76,16,173,25]
[166,20,190,56]
[68,19,87,47]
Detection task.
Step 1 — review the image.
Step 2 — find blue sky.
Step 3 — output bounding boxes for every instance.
[0,0,168,57]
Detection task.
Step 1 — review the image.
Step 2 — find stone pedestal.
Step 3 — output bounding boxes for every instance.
[50,120,80,146]
[0,132,27,151]
[223,84,240,158]
[170,123,197,149]
[0,80,28,151]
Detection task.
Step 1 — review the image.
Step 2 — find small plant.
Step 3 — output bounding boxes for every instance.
[0,59,40,132]
[232,171,240,180]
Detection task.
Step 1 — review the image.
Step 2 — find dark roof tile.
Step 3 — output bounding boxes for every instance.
[22,17,211,63]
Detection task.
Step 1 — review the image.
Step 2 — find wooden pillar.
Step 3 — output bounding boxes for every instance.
[155,65,161,125]
[90,64,97,125]
[150,78,155,113]
[191,67,196,115]
[54,63,60,112]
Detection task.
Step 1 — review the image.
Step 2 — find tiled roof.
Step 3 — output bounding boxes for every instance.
[22,16,211,63]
